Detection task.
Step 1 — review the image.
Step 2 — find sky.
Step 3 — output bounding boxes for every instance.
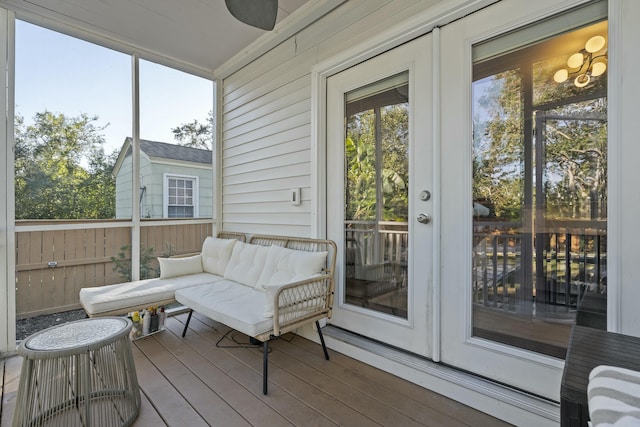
[15,20,213,156]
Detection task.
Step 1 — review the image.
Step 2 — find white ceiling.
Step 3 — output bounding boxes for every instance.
[0,0,311,75]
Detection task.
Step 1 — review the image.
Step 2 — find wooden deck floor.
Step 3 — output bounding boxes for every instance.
[1,312,511,426]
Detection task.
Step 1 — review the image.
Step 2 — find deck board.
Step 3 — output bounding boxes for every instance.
[1,312,512,426]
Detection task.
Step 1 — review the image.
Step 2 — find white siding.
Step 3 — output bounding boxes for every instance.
[115,155,134,219]
[220,0,435,236]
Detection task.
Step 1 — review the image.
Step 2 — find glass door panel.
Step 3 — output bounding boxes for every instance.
[471,21,608,359]
[344,72,409,318]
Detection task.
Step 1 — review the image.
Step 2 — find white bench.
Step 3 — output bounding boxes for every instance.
[79,233,337,394]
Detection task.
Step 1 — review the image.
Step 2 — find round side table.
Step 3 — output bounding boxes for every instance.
[13,317,141,427]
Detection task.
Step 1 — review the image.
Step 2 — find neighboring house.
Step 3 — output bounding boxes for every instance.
[112,138,212,219]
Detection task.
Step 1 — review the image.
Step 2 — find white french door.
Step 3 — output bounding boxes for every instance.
[326,35,433,357]
[439,0,607,400]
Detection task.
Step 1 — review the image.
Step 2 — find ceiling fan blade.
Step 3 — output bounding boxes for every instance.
[225,0,278,31]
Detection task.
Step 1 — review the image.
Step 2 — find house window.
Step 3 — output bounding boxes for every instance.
[165,175,198,218]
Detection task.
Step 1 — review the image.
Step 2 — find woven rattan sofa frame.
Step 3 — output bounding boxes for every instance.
[180,233,337,395]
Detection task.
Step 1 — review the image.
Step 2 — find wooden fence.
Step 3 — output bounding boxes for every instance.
[15,220,213,319]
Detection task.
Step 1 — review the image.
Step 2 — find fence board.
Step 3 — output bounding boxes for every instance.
[15,222,209,319]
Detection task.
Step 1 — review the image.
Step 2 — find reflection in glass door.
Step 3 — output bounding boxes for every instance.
[471,20,608,358]
[344,73,409,318]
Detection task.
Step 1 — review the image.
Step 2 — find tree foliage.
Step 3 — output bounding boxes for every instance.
[14,111,116,219]
[171,110,213,150]
[473,65,607,222]
[346,104,409,222]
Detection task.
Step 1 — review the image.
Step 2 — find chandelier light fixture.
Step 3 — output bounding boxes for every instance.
[553,35,607,88]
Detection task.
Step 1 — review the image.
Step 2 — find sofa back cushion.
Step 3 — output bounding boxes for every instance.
[158,254,203,279]
[256,245,328,290]
[201,237,236,276]
[223,241,271,287]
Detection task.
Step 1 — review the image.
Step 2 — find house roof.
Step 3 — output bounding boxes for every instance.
[111,137,212,177]
[139,139,212,164]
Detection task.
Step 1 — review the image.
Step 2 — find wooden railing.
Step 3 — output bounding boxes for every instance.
[472,220,607,316]
[15,220,213,319]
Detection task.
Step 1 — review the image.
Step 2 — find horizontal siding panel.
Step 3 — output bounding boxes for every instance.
[224,98,310,140]
[295,0,392,54]
[316,0,427,62]
[223,49,316,113]
[222,37,297,97]
[223,175,310,195]
[224,110,310,150]
[224,200,308,214]
[224,77,310,129]
[224,125,310,160]
[223,223,311,238]
[224,162,310,186]
[225,150,309,178]
[224,137,309,168]
[223,189,309,205]
[222,212,310,226]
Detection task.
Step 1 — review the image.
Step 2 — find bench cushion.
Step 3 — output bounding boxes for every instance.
[256,245,327,290]
[201,237,236,275]
[80,272,223,315]
[175,281,273,337]
[588,365,640,427]
[223,241,270,287]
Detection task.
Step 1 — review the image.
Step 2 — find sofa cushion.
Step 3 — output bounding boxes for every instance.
[256,245,327,291]
[223,241,270,287]
[176,281,273,337]
[201,237,236,275]
[158,254,203,279]
[79,272,222,315]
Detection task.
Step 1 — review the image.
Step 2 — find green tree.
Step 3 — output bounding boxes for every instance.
[171,111,213,149]
[14,111,116,219]
[346,104,409,222]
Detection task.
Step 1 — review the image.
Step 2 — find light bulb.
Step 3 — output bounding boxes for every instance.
[585,35,606,53]
[574,73,591,88]
[567,52,585,69]
[591,61,607,77]
[554,69,569,83]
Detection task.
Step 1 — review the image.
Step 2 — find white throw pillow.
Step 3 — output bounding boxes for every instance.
[201,237,236,275]
[158,254,203,279]
[256,245,327,291]
[223,241,271,287]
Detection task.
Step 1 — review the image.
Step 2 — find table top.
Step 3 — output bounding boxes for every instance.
[561,325,640,403]
[19,317,132,356]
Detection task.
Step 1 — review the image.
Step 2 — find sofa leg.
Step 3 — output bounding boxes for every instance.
[263,340,269,395]
[316,320,330,360]
[182,310,193,337]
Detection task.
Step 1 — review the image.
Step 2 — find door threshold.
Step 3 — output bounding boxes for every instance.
[321,325,560,426]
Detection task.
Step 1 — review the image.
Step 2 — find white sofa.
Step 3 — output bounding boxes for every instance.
[79,232,337,394]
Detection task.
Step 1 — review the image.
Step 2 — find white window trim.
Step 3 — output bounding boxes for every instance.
[163,173,199,219]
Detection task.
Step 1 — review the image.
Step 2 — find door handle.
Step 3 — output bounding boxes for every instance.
[417,213,432,224]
